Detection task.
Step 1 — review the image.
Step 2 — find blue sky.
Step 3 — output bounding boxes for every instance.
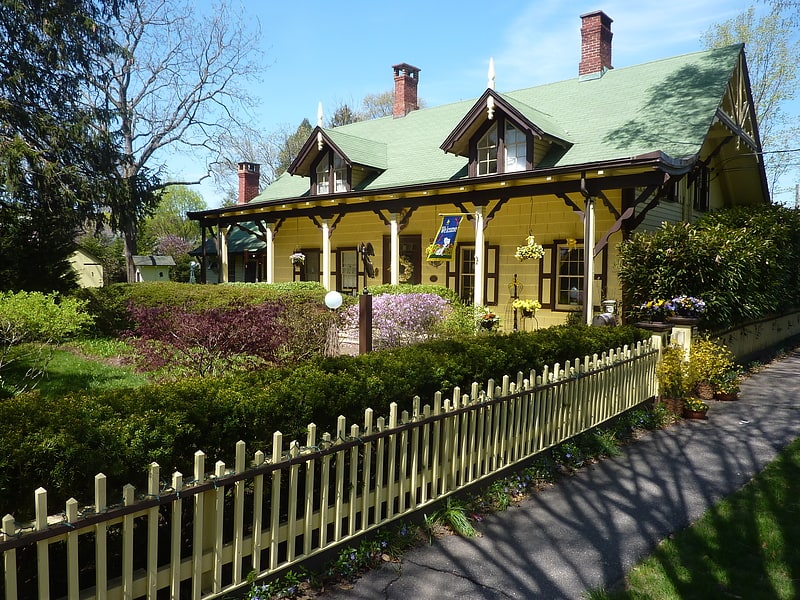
[174,1,792,206]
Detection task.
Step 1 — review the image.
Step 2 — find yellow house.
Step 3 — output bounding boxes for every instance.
[69,247,104,288]
[189,11,767,327]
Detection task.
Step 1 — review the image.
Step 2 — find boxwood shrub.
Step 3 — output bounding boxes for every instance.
[0,324,647,519]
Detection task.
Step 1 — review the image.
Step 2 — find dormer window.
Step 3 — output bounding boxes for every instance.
[477,125,498,175]
[472,116,529,177]
[504,122,526,172]
[313,150,350,194]
[315,160,329,194]
[333,154,347,192]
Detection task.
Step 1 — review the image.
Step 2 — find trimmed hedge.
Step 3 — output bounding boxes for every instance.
[0,325,647,519]
[73,281,333,337]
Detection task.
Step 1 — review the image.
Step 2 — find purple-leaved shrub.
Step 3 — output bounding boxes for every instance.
[341,293,450,350]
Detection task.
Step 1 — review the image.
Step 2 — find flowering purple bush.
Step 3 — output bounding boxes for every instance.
[341,293,450,350]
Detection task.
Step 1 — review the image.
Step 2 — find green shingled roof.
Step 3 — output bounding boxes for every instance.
[251,44,742,205]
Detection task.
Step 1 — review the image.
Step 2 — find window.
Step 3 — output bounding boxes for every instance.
[294,249,320,283]
[477,125,498,175]
[473,117,529,176]
[314,151,349,194]
[504,122,526,172]
[333,154,347,192]
[459,246,476,303]
[556,244,584,310]
[315,160,329,194]
[338,249,358,291]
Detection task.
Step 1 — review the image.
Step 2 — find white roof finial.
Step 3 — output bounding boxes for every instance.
[317,101,324,128]
[488,57,496,91]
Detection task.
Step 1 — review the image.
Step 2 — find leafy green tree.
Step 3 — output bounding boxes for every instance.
[0,0,125,293]
[328,103,358,127]
[703,3,800,194]
[276,119,314,176]
[139,185,205,248]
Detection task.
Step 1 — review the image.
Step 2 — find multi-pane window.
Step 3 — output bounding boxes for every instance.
[556,244,584,309]
[504,122,526,172]
[315,160,329,194]
[459,246,476,303]
[333,154,347,192]
[477,125,498,175]
[315,151,348,194]
[475,118,528,176]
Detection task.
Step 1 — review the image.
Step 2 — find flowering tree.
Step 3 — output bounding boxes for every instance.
[342,293,450,350]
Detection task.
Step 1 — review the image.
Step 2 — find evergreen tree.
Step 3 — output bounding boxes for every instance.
[0,0,125,292]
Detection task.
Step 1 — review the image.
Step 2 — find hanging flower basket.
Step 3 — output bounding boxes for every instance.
[290,252,305,265]
[514,235,544,261]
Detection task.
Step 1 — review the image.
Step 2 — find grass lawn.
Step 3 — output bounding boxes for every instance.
[1,339,148,398]
[591,434,800,600]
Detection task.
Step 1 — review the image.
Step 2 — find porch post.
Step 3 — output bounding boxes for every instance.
[473,206,485,307]
[265,224,274,284]
[390,213,399,285]
[583,197,595,324]
[218,225,229,284]
[322,219,331,290]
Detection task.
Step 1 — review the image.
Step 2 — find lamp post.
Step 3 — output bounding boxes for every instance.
[324,291,343,357]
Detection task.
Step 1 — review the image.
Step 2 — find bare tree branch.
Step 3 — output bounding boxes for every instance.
[85,0,265,281]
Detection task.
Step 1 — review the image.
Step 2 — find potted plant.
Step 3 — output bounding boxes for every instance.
[425,242,443,267]
[713,369,741,401]
[478,311,500,331]
[514,235,545,261]
[638,299,669,322]
[290,251,306,265]
[688,338,735,400]
[666,295,706,325]
[633,299,674,332]
[683,397,709,419]
[655,345,690,415]
[512,298,541,318]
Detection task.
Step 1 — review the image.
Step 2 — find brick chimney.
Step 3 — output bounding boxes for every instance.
[579,11,613,80]
[392,63,420,118]
[237,162,260,205]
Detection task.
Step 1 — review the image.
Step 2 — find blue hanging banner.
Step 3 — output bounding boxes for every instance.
[427,215,463,261]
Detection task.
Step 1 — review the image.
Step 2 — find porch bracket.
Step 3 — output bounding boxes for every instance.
[557,193,585,221]
[484,197,509,229]
[596,190,620,220]
[453,202,474,221]
[310,213,343,237]
[594,177,677,256]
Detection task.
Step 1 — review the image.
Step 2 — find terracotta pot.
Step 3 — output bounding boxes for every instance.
[683,409,708,419]
[715,391,738,401]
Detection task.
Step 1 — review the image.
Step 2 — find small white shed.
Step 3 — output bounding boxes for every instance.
[132,255,175,282]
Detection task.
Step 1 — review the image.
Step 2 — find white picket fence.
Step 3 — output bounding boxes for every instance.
[1,340,658,599]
